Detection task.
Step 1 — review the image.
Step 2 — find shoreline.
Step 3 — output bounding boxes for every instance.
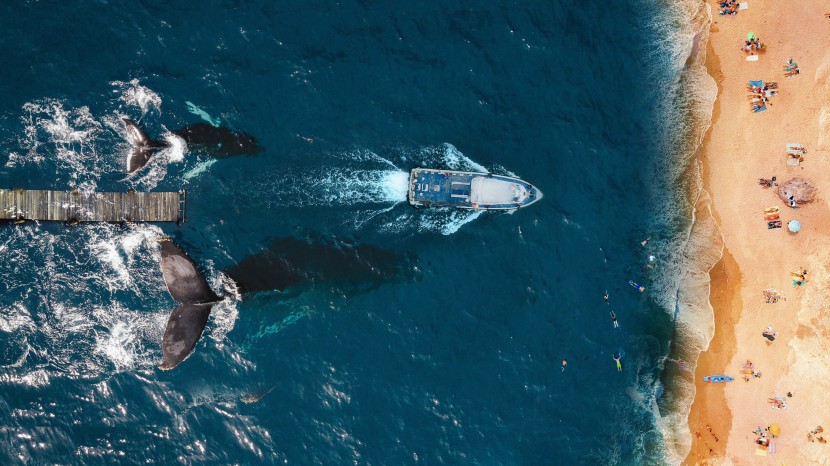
[682,15,735,464]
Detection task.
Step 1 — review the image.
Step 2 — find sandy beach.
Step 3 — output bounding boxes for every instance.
[685,0,830,463]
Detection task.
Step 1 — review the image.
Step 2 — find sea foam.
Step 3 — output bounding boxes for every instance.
[641,0,722,463]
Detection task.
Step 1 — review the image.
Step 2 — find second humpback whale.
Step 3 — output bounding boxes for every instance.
[122,117,263,173]
[157,238,222,370]
[157,236,415,369]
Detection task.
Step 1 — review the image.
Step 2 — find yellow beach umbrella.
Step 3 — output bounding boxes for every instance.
[769,424,781,436]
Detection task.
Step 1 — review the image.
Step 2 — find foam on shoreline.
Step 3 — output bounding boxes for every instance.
[641,0,723,462]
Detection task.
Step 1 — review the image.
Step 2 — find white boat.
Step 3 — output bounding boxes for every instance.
[408,168,542,210]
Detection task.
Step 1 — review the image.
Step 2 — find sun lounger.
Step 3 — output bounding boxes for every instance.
[768,220,782,229]
[770,395,787,409]
[746,55,759,62]
[786,143,805,154]
[738,2,749,10]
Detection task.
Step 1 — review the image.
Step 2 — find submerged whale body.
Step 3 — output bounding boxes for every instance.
[224,236,415,295]
[172,123,263,159]
[156,236,415,369]
[121,117,263,173]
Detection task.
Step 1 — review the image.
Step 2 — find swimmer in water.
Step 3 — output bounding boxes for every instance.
[613,354,622,372]
[603,290,609,304]
[561,359,567,371]
[610,311,619,329]
[641,238,650,247]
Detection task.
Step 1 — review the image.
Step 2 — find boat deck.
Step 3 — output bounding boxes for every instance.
[410,170,473,206]
[408,168,542,210]
[0,189,186,223]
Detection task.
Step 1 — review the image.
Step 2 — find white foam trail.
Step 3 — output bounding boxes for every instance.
[111,79,162,116]
[186,101,221,127]
[12,99,107,190]
[256,168,409,206]
[205,271,241,345]
[382,170,410,200]
[183,158,218,182]
[439,143,488,172]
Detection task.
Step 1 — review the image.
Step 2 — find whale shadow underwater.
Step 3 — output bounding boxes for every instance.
[122,117,263,173]
[157,236,416,370]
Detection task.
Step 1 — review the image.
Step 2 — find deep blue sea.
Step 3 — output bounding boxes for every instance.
[0,1,718,464]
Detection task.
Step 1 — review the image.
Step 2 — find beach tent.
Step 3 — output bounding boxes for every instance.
[769,424,781,436]
[788,220,801,233]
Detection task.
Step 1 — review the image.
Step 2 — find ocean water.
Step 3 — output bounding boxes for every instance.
[0,1,719,464]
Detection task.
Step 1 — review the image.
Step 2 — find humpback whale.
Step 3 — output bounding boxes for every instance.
[122,118,169,173]
[121,117,263,174]
[157,236,415,369]
[157,238,222,370]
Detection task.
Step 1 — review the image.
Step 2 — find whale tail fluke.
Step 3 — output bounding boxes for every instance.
[122,117,152,146]
[159,302,215,370]
[121,117,168,173]
[157,238,222,370]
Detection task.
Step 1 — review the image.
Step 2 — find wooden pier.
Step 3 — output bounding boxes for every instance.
[0,189,186,223]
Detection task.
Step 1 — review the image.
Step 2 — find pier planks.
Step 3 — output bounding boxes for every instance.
[0,189,186,223]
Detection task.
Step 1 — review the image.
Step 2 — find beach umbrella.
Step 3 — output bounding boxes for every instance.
[748,32,757,41]
[788,220,801,233]
[769,424,781,436]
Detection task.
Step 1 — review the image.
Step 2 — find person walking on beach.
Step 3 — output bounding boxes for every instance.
[610,311,619,329]
[613,354,622,372]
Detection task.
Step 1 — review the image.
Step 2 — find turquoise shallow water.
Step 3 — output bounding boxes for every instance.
[0,1,698,464]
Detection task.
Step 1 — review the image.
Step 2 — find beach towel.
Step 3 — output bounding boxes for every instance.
[746,55,759,62]
[749,79,763,88]
[765,89,777,97]
[754,104,767,113]
[767,220,781,229]
[764,207,779,214]
[786,157,800,166]
[738,2,749,10]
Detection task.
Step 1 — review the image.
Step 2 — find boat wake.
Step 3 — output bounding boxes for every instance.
[248,143,494,235]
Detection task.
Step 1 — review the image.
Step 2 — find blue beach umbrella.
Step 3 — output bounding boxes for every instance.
[788,220,801,233]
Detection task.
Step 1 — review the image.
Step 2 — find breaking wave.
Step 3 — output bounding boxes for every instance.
[639,0,722,463]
